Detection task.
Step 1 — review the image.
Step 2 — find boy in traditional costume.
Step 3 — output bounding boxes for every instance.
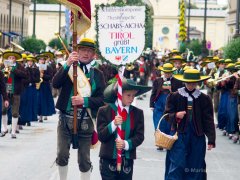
[1,51,27,138]
[97,78,151,180]
[164,69,216,180]
[52,38,106,180]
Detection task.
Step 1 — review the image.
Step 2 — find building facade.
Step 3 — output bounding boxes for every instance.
[27,0,228,51]
[28,4,66,45]
[226,0,238,41]
[0,0,31,48]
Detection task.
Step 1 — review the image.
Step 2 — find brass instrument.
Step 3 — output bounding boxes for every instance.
[3,67,11,78]
[206,71,240,88]
[36,78,43,90]
[10,41,25,52]
[54,32,70,55]
[125,63,135,71]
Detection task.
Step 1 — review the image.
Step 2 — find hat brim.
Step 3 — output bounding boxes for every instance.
[169,58,186,63]
[77,41,95,50]
[104,79,152,103]
[42,52,54,59]
[173,74,210,83]
[3,52,22,60]
[159,67,177,72]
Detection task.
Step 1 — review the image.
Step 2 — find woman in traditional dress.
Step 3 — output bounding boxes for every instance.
[19,55,40,126]
[36,54,55,122]
[164,69,216,180]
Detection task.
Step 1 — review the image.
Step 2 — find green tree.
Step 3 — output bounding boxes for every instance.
[187,39,202,56]
[21,37,46,53]
[223,37,240,61]
[48,38,68,50]
[180,39,202,56]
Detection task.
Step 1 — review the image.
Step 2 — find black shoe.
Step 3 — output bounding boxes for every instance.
[157,147,164,151]
[0,132,6,137]
[44,117,48,120]
[26,122,31,126]
[11,134,17,139]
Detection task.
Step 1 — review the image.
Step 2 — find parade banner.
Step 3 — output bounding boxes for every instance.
[97,5,146,171]
[58,0,91,36]
[97,6,146,66]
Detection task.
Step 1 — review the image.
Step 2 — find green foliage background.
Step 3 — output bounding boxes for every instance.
[21,37,46,53]
[48,38,68,50]
[223,37,240,61]
[180,39,202,56]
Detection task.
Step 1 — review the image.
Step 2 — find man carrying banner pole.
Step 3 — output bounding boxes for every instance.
[53,1,105,180]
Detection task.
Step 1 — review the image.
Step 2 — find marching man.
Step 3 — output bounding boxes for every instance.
[52,38,106,180]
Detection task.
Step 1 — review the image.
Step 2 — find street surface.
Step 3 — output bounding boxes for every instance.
[0,92,239,180]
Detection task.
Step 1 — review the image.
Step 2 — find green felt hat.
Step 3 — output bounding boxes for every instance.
[200,60,212,67]
[36,54,48,61]
[41,52,55,60]
[104,78,152,103]
[225,63,237,70]
[26,55,37,62]
[158,63,176,72]
[168,49,181,57]
[78,38,95,49]
[2,51,22,61]
[169,55,186,63]
[215,59,225,65]
[173,69,210,83]
[224,59,233,64]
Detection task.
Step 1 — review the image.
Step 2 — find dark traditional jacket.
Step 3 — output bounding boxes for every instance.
[150,77,184,108]
[97,104,144,160]
[41,66,53,83]
[23,66,40,87]
[164,87,216,147]
[52,63,106,118]
[5,63,27,95]
[0,71,8,101]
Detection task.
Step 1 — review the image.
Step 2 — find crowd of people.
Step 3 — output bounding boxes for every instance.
[0,39,239,180]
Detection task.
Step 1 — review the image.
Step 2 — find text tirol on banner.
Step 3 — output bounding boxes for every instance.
[97,6,146,66]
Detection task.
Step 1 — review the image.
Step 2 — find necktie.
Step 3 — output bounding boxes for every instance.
[80,63,88,74]
[121,108,128,121]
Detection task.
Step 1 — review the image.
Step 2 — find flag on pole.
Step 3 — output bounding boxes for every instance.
[58,0,91,35]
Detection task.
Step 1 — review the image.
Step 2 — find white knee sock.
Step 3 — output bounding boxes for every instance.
[58,165,68,180]
[1,115,8,132]
[80,169,91,180]
[11,118,18,135]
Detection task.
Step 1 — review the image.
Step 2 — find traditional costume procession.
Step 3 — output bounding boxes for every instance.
[1,0,240,180]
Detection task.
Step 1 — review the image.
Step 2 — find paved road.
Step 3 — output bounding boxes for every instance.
[0,93,239,180]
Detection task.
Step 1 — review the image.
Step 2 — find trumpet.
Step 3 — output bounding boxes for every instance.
[36,78,43,90]
[3,67,11,78]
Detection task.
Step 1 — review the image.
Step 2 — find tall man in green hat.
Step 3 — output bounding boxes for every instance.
[52,38,106,180]
[164,69,216,180]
